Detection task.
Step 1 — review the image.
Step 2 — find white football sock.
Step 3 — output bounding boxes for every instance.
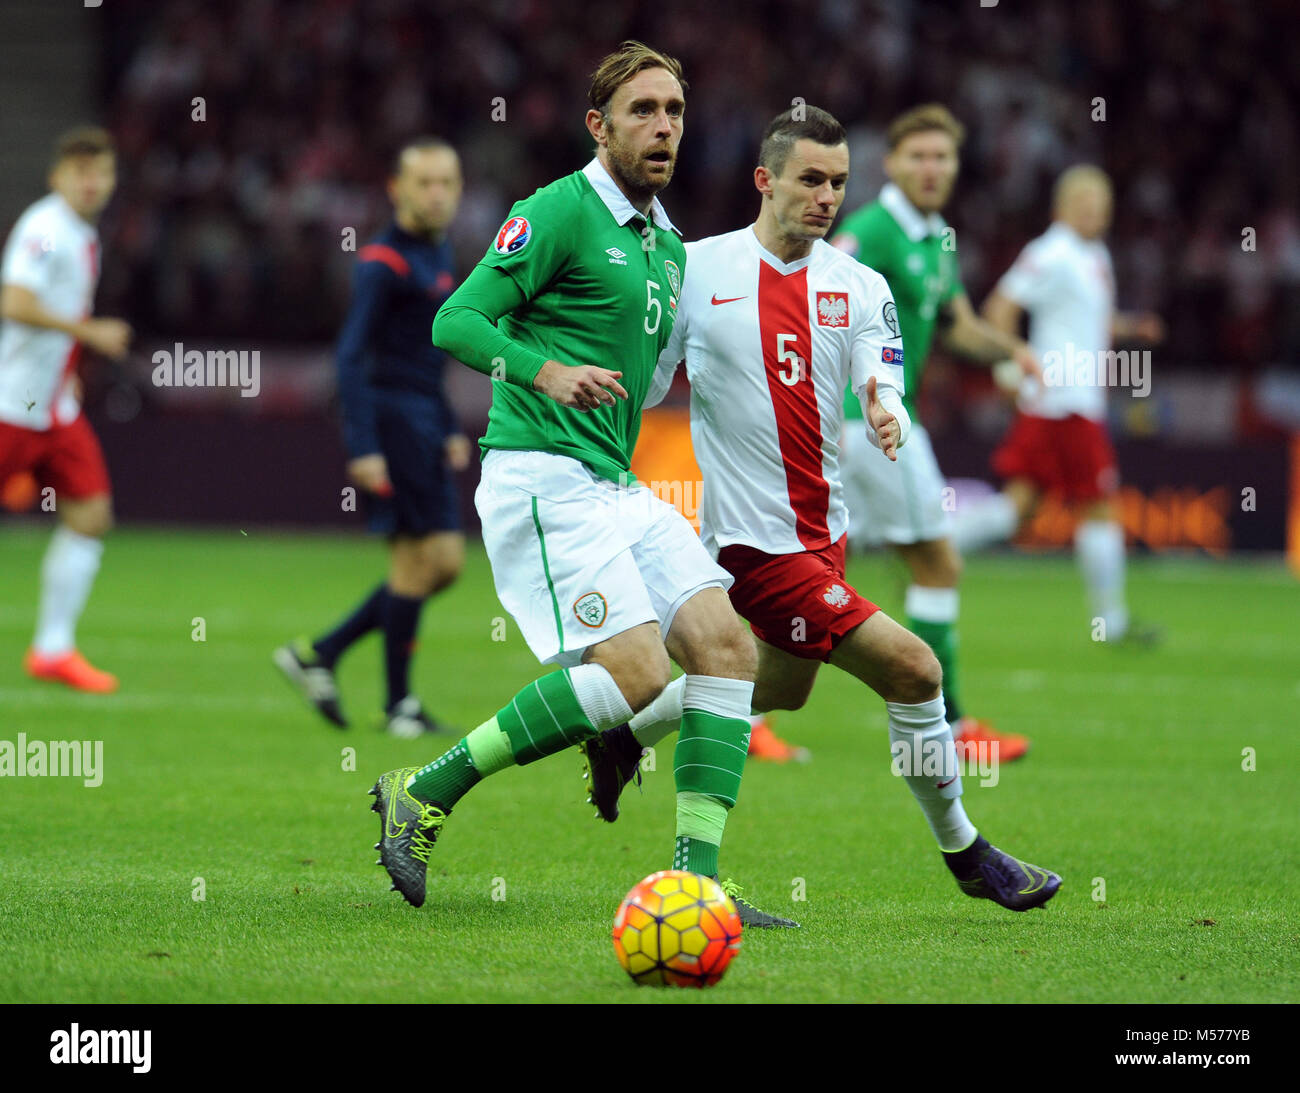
[1075,519,1128,640]
[904,584,958,625]
[567,662,634,729]
[33,526,104,656]
[953,493,1019,554]
[630,675,685,748]
[887,695,977,852]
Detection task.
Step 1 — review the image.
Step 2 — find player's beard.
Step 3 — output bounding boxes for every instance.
[605,122,675,207]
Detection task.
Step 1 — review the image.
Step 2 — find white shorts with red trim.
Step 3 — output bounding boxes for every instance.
[475,449,732,667]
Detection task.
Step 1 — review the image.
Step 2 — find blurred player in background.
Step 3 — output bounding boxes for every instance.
[832,105,1039,762]
[956,165,1165,643]
[585,107,1061,917]
[275,137,470,737]
[0,127,130,693]
[368,43,785,925]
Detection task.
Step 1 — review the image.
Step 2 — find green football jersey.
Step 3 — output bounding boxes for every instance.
[837,183,964,422]
[475,161,686,482]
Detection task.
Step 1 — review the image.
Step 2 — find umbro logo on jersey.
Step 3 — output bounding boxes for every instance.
[816,292,849,327]
[710,294,747,305]
[605,247,628,266]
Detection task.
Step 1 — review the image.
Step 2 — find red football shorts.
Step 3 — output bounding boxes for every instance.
[716,534,879,661]
[992,412,1118,503]
[0,414,112,500]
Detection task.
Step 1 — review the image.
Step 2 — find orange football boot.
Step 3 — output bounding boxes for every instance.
[747,717,811,763]
[24,649,118,693]
[952,717,1028,763]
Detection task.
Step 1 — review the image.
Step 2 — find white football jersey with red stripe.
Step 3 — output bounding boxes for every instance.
[0,193,100,429]
[650,226,905,557]
[996,222,1115,422]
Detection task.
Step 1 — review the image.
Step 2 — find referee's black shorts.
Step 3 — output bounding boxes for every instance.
[365,388,461,537]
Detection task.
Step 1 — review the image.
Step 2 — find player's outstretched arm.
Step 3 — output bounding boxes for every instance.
[860,375,911,462]
[0,283,131,359]
[433,264,625,411]
[1111,310,1165,344]
[942,291,1040,380]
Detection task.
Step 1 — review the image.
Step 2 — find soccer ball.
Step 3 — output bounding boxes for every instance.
[612,870,742,987]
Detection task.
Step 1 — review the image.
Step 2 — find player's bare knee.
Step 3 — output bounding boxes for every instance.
[767,687,810,713]
[904,644,946,701]
[879,635,941,704]
[692,627,756,681]
[590,636,671,713]
[63,501,112,538]
[616,653,673,713]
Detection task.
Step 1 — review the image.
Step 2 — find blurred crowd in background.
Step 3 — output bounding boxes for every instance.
[93,0,1300,372]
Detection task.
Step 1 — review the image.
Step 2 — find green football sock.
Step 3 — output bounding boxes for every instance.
[496,669,598,765]
[407,738,480,809]
[670,676,752,874]
[909,616,962,723]
[672,791,728,876]
[906,583,963,724]
[674,706,749,807]
[406,669,602,807]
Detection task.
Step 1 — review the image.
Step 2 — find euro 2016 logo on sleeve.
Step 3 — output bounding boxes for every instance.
[574,592,608,628]
[494,216,531,255]
[816,291,849,327]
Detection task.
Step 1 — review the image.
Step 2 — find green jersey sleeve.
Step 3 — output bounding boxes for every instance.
[479,195,576,300]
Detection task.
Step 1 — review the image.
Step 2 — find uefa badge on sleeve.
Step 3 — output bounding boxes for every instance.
[494,216,531,255]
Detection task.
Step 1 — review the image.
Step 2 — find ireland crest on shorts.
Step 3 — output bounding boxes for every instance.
[663,259,681,299]
[573,591,608,628]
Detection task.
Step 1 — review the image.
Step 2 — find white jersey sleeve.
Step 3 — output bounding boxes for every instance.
[996,223,1115,421]
[0,194,99,429]
[1,215,56,295]
[996,236,1064,310]
[847,266,909,450]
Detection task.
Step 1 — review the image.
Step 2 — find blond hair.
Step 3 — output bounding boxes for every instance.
[886,104,965,150]
[588,40,687,118]
[1053,164,1112,210]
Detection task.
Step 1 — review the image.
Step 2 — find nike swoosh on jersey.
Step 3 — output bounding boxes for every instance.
[710,294,748,305]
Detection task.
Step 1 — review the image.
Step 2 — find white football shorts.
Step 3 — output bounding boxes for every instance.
[476,449,732,667]
[840,422,952,547]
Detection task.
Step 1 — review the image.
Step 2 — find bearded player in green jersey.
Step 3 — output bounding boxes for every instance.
[832,104,1039,764]
[366,42,790,925]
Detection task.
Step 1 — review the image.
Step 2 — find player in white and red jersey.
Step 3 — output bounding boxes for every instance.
[955,166,1164,643]
[582,108,1061,917]
[0,127,132,691]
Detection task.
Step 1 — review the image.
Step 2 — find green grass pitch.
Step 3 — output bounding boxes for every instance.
[0,525,1295,1003]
